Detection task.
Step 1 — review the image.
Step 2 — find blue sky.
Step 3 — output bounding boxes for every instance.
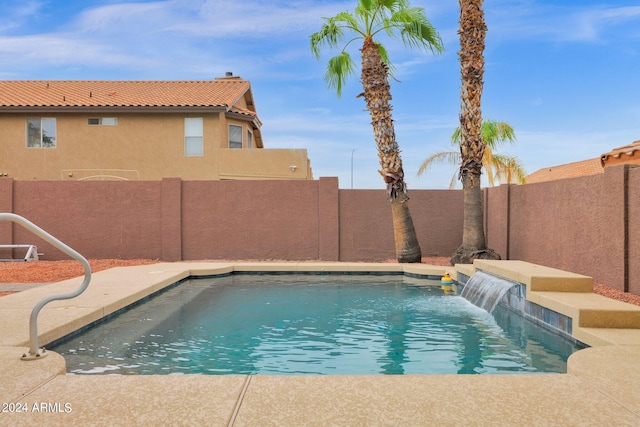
[1,0,638,189]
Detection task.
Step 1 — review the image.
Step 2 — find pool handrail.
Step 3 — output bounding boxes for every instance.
[0,213,92,360]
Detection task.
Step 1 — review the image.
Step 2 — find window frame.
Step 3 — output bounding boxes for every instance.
[184,117,204,156]
[88,118,118,126]
[26,118,57,148]
[228,124,243,149]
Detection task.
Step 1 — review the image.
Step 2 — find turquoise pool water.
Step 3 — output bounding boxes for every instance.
[51,274,582,375]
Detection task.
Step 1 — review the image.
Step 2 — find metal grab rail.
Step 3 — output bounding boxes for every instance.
[0,213,92,360]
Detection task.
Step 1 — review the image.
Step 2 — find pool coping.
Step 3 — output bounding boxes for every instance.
[1,261,639,425]
[455,260,640,346]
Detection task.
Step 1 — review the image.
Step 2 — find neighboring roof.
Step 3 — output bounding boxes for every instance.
[526,158,603,184]
[600,140,640,166]
[0,80,255,116]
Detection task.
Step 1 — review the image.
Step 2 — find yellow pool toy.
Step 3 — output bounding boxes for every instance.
[440,273,454,285]
[440,272,455,294]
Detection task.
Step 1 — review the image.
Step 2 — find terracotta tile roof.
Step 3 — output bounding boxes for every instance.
[526,158,603,184]
[600,140,640,166]
[0,80,254,114]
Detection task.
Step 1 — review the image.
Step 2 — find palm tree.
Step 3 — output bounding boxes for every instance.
[417,120,526,188]
[452,0,500,265]
[492,155,527,186]
[310,0,443,263]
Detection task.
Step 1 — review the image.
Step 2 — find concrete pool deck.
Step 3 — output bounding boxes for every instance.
[1,261,639,426]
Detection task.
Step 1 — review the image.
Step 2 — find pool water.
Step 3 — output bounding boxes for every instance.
[51,274,582,375]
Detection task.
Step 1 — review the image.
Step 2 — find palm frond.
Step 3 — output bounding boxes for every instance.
[311,0,442,97]
[481,119,517,149]
[385,8,444,54]
[416,151,461,176]
[450,127,461,146]
[448,171,458,189]
[492,154,527,184]
[452,119,516,149]
[383,0,409,11]
[376,44,397,76]
[310,23,341,58]
[355,0,374,28]
[481,145,496,186]
[325,52,356,97]
[356,0,391,35]
[431,119,526,187]
[310,12,361,58]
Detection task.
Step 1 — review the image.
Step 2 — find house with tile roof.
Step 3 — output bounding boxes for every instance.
[0,75,312,181]
[600,140,640,168]
[526,140,639,184]
[525,158,603,184]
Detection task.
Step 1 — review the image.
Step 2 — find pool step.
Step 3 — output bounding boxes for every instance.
[574,327,640,346]
[454,260,640,347]
[472,260,594,292]
[529,291,640,329]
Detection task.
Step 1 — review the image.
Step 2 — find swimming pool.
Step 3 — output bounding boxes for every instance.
[51,273,582,375]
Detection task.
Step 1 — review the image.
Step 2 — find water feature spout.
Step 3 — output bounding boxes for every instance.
[460,271,516,313]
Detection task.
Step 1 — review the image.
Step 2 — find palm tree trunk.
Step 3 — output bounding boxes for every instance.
[461,173,485,250]
[391,200,422,262]
[453,0,500,265]
[360,36,421,263]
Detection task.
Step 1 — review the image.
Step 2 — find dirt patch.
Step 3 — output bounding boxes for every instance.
[1,257,639,307]
[0,259,159,296]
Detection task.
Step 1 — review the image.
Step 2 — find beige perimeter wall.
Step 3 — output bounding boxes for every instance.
[1,165,638,295]
[485,164,639,295]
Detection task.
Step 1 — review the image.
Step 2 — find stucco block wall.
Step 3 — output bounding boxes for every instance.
[2,168,639,296]
[180,180,322,260]
[408,190,464,257]
[0,178,463,263]
[627,167,640,295]
[0,179,13,252]
[507,174,605,276]
[8,180,164,259]
[338,190,463,261]
[485,184,510,259]
[485,164,637,295]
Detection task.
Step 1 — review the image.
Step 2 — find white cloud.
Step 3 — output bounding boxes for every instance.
[0,1,44,33]
[70,0,352,39]
[0,33,142,68]
[577,6,640,41]
[487,3,640,43]
[0,0,456,81]
[73,1,171,35]
[0,0,367,79]
[178,0,350,37]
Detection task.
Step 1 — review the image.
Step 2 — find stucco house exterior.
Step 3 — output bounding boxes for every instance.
[0,75,312,181]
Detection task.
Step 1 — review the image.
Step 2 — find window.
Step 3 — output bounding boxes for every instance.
[185,118,203,156]
[27,118,56,148]
[88,118,118,126]
[247,129,253,148]
[228,124,242,148]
